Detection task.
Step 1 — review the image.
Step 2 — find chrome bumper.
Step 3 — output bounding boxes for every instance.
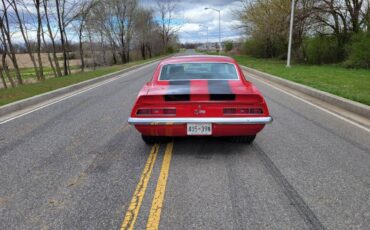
[128,117,273,125]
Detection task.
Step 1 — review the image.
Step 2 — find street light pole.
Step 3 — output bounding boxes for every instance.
[205,7,221,53]
[287,0,295,67]
[206,26,209,51]
[200,25,209,51]
[218,11,221,52]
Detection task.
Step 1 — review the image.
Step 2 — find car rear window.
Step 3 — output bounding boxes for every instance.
[159,63,239,81]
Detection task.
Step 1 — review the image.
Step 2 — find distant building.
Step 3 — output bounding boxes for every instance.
[196,42,219,52]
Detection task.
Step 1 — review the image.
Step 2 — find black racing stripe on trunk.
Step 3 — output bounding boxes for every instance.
[165,80,191,101]
[208,80,235,100]
[208,80,233,94]
[167,80,191,94]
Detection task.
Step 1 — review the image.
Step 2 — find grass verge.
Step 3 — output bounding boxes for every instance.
[232,55,370,106]
[0,56,164,106]
[10,66,81,79]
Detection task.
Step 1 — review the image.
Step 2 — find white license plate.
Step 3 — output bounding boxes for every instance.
[187,123,212,135]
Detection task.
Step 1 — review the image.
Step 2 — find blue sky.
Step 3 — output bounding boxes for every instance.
[140,0,244,43]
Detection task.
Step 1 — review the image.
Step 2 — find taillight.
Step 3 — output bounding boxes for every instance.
[163,108,176,114]
[223,108,263,115]
[248,108,263,114]
[137,109,151,115]
[136,108,176,116]
[223,108,237,114]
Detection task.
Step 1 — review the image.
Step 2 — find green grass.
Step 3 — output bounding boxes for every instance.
[232,55,370,106]
[0,56,165,106]
[9,66,81,79]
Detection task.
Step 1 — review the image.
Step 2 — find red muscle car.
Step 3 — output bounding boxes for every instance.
[128,55,272,144]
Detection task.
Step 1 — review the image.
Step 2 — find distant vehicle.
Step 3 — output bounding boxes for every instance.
[128,55,273,144]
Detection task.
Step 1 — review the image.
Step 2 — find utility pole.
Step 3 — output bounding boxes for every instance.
[205,7,221,53]
[287,0,295,67]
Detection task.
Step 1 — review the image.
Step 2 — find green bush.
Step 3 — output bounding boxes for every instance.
[303,36,343,64]
[166,46,175,54]
[244,39,265,58]
[224,41,233,52]
[345,33,370,69]
[244,38,286,59]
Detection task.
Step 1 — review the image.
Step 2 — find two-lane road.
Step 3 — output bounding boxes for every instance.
[1,52,369,229]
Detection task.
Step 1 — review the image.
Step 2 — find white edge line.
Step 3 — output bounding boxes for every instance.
[247,73,370,133]
[0,62,158,125]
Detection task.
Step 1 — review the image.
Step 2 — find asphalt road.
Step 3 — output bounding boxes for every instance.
[1,50,369,230]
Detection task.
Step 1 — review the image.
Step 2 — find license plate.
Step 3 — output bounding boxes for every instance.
[187,123,212,135]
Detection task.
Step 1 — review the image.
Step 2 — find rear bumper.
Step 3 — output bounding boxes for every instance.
[128,116,273,125]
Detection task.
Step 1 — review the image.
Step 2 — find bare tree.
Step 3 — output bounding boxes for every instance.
[312,0,349,38]
[87,25,96,69]
[135,8,155,59]
[0,35,7,88]
[43,0,62,77]
[41,27,58,78]
[92,0,138,64]
[309,0,367,61]
[73,0,96,72]
[0,25,13,88]
[156,0,179,53]
[1,0,22,85]
[55,0,68,75]
[34,0,44,80]
[365,0,370,33]
[0,65,6,88]
[91,1,119,64]
[0,29,14,88]
[345,0,364,33]
[124,1,136,62]
[9,0,43,80]
[111,0,137,63]
[99,30,107,65]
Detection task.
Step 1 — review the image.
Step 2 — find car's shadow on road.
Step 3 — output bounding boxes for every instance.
[167,136,255,158]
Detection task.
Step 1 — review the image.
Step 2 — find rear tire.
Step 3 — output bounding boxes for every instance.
[229,135,256,144]
[141,135,171,144]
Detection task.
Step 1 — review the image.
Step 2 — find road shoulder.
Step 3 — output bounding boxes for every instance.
[242,67,370,130]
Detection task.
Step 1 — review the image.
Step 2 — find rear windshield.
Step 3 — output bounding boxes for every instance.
[159,63,239,81]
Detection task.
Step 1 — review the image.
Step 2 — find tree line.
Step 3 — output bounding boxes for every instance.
[236,0,370,68]
[0,0,180,89]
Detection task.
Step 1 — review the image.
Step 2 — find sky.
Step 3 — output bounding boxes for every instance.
[140,0,244,43]
[8,0,245,44]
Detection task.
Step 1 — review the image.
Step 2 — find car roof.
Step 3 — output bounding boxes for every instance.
[160,55,237,65]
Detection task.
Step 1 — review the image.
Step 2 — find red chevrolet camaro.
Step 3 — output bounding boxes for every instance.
[128,55,272,144]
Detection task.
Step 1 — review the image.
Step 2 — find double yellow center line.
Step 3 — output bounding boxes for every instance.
[121,142,174,230]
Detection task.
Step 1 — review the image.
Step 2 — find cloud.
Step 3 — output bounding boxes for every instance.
[181,23,201,33]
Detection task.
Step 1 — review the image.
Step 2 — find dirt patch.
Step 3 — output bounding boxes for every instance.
[5,53,81,69]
